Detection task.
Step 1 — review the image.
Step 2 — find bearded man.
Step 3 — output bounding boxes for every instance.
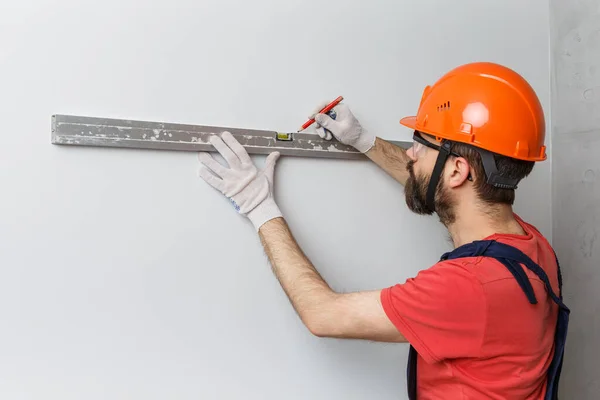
[197,62,569,400]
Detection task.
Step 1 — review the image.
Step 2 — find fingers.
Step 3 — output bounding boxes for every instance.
[198,166,225,192]
[220,131,252,165]
[314,113,341,132]
[209,133,241,168]
[316,126,333,140]
[263,151,280,182]
[308,99,333,119]
[198,152,227,177]
[264,151,280,169]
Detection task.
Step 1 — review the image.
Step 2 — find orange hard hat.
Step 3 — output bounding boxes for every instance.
[400,62,546,162]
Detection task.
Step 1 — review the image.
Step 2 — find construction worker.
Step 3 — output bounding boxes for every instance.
[197,62,569,399]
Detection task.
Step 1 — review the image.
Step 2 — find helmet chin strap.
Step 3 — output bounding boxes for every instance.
[426,140,453,212]
[478,148,520,189]
[425,140,521,212]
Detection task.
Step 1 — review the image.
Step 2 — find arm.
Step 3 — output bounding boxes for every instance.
[311,103,411,186]
[197,131,406,342]
[258,217,407,342]
[365,137,411,186]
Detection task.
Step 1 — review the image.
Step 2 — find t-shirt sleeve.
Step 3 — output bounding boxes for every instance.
[380,260,486,363]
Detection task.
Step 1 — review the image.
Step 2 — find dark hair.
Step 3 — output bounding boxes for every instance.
[450,142,535,205]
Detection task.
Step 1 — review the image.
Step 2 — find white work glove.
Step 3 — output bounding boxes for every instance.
[197,131,282,231]
[309,101,376,153]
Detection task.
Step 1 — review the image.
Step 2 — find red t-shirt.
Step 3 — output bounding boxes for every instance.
[381,215,559,399]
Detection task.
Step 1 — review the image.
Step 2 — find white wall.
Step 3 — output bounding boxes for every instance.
[550,1,600,397]
[0,1,550,399]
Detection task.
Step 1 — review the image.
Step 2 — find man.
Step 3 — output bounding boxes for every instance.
[197,62,569,399]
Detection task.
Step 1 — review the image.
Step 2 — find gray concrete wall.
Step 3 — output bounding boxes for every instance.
[551,1,600,398]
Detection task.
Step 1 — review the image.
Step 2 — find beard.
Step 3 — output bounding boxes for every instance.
[404,160,456,226]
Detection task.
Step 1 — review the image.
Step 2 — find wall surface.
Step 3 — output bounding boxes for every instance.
[551,1,600,398]
[0,1,550,399]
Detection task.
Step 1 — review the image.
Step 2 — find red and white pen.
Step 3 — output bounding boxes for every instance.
[297,96,344,132]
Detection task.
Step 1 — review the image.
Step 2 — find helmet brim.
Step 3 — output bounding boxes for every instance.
[399,115,547,161]
[399,116,417,130]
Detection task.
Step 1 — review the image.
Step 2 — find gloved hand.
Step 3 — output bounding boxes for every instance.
[309,100,376,153]
[197,131,282,231]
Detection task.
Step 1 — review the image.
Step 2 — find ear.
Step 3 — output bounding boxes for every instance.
[446,157,471,188]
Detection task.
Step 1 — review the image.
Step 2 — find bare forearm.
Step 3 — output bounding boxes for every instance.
[257,217,407,342]
[365,137,411,185]
[258,217,336,331]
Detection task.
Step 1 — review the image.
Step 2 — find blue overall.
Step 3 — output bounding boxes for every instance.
[406,240,570,400]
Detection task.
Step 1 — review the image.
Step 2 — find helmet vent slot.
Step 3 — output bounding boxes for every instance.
[437,101,451,112]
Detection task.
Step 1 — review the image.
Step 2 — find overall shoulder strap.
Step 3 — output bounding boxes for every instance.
[435,239,569,400]
[442,240,539,305]
[440,240,493,260]
[475,241,568,310]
